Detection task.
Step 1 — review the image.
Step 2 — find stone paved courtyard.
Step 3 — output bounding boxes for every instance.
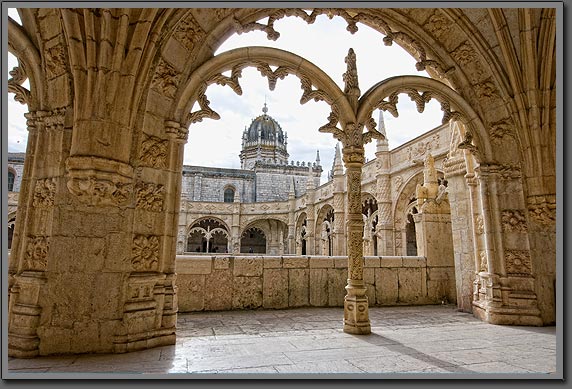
[7,305,558,378]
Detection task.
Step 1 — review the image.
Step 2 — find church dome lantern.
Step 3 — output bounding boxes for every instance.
[240,103,289,169]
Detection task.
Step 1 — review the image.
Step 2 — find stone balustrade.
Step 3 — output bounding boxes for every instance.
[175,255,456,312]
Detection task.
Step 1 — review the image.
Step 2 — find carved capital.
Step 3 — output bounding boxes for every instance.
[66,156,133,206]
[164,121,188,144]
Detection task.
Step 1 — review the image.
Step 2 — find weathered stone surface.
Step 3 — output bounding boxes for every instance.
[375,268,399,305]
[232,277,262,310]
[288,269,309,307]
[398,268,424,303]
[177,275,205,312]
[309,269,329,306]
[176,258,212,275]
[327,268,347,306]
[283,257,308,269]
[204,270,232,311]
[233,257,263,276]
[309,257,334,268]
[263,257,282,269]
[263,269,288,309]
[380,257,402,268]
[213,257,230,270]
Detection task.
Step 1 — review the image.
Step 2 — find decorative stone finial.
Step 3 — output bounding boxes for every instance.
[262,102,268,115]
[343,48,360,98]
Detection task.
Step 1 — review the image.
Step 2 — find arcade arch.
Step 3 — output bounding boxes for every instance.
[6,8,555,359]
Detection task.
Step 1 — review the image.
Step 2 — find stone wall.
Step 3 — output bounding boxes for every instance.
[8,158,25,193]
[175,255,455,312]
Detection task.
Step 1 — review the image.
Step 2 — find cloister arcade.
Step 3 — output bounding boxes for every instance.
[5,7,557,360]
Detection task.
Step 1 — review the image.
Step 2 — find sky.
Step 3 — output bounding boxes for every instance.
[7,10,444,182]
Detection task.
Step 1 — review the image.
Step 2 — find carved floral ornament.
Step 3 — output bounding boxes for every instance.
[505,250,532,276]
[501,210,528,233]
[32,178,57,207]
[184,58,337,132]
[24,235,49,271]
[230,8,449,78]
[131,235,160,271]
[66,156,134,207]
[8,63,31,105]
[135,182,165,212]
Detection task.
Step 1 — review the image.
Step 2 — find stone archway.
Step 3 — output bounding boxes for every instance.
[6,7,555,358]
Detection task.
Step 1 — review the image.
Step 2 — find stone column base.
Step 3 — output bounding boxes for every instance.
[343,295,371,335]
[113,328,176,354]
[472,300,543,326]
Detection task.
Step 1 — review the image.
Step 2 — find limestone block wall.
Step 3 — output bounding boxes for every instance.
[175,255,455,312]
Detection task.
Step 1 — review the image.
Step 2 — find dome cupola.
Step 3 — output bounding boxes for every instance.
[240,103,289,169]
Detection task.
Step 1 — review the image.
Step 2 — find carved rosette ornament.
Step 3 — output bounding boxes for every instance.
[505,250,532,276]
[32,178,57,207]
[24,236,49,271]
[131,235,160,271]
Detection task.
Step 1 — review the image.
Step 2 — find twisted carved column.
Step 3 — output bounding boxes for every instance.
[342,145,371,334]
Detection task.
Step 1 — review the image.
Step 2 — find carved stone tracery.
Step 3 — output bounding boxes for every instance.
[24,236,50,271]
[32,178,57,208]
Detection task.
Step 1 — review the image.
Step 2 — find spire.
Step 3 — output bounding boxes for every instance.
[334,142,342,167]
[262,101,268,115]
[316,150,321,166]
[332,142,343,177]
[378,109,386,138]
[306,165,314,190]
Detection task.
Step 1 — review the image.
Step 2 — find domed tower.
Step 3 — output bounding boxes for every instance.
[240,103,289,170]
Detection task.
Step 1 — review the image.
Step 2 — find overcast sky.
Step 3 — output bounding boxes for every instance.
[7,10,444,182]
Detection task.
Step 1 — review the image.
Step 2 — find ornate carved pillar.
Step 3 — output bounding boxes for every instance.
[342,143,371,334]
[8,108,70,357]
[332,144,346,255]
[471,164,542,325]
